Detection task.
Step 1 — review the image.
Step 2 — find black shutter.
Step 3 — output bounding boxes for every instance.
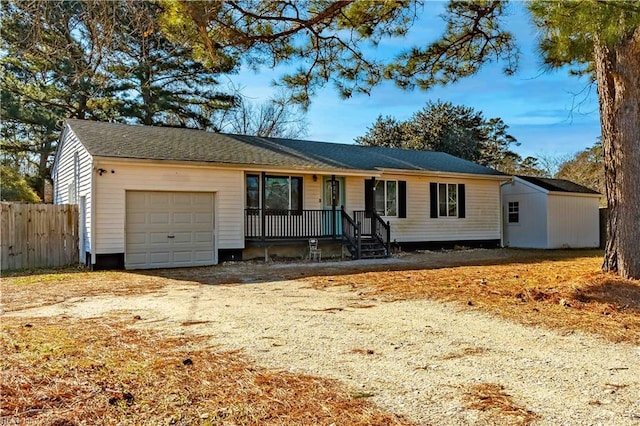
[364,178,374,217]
[295,176,303,215]
[458,183,466,218]
[429,182,438,218]
[398,181,407,218]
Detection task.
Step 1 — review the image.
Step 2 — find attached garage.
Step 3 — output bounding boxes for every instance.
[125,191,216,269]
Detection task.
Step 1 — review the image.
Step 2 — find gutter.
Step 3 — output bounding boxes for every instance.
[377,167,508,181]
[90,156,382,178]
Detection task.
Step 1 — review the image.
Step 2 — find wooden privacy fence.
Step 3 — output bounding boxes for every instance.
[1,203,79,270]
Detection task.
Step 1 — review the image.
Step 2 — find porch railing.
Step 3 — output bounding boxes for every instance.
[341,206,361,259]
[245,208,340,239]
[353,210,391,254]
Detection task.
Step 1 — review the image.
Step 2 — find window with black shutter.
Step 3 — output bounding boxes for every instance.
[429,182,466,218]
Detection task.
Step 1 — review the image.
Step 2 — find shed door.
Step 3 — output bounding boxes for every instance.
[125,191,216,269]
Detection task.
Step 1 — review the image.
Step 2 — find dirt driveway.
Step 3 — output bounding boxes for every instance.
[7,254,640,425]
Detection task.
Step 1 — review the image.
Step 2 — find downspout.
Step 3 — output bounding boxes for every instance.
[499,177,514,248]
[90,159,97,267]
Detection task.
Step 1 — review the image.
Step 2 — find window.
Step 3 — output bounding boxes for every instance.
[508,201,519,223]
[246,174,260,212]
[438,183,457,217]
[430,182,466,218]
[365,179,407,218]
[246,174,303,214]
[324,179,340,207]
[374,180,397,216]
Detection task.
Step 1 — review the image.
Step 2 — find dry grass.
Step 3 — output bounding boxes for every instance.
[464,383,539,426]
[303,250,640,344]
[1,268,176,312]
[439,346,488,360]
[2,248,639,425]
[0,316,411,425]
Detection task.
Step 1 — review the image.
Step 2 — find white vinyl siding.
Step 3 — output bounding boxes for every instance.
[94,161,243,254]
[503,191,548,248]
[344,174,501,243]
[52,127,93,255]
[547,194,599,248]
[502,177,600,248]
[304,175,323,210]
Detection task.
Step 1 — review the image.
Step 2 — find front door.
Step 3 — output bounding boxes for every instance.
[323,176,345,237]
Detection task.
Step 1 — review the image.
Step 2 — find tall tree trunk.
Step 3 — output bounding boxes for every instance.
[595,28,640,280]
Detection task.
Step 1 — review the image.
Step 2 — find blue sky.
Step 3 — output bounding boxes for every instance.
[231,2,601,159]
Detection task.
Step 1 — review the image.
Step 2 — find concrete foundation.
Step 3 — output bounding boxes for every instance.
[243,240,345,261]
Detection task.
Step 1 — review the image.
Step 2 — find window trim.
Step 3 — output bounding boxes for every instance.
[437,183,458,218]
[245,173,303,215]
[374,179,398,217]
[245,174,260,214]
[508,201,519,224]
[430,182,466,219]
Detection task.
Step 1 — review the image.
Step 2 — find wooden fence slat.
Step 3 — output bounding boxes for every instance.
[17,204,27,270]
[1,203,79,271]
[1,204,10,269]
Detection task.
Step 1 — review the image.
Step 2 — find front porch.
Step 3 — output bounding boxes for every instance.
[244,208,391,260]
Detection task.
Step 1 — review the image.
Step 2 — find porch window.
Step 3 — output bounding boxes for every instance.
[246,174,260,212]
[246,174,302,214]
[508,201,519,223]
[374,180,397,216]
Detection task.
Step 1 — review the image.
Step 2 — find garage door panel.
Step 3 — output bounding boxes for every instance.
[126,191,216,269]
[148,232,173,245]
[194,231,214,243]
[173,212,193,224]
[127,212,147,225]
[127,192,146,206]
[172,251,194,263]
[195,212,214,224]
[172,232,193,243]
[149,251,171,263]
[194,250,214,261]
[149,212,170,225]
[126,253,147,266]
[149,192,171,206]
[127,232,147,245]
[193,193,214,204]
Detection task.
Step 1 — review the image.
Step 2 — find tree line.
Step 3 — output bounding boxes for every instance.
[355,100,605,205]
[0,1,307,201]
[0,0,637,278]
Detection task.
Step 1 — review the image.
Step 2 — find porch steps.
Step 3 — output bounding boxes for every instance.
[345,237,389,259]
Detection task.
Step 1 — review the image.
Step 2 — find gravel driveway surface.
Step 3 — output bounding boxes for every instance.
[10,271,640,425]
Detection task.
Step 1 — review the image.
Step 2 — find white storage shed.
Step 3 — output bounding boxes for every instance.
[502,176,600,249]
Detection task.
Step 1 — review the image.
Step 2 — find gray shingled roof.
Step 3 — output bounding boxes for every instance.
[517,175,600,194]
[64,119,504,176]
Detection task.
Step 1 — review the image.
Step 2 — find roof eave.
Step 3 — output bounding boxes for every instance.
[91,156,381,177]
[547,190,602,198]
[376,167,508,180]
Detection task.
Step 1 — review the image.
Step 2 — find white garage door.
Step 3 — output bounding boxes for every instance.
[125,191,216,269]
